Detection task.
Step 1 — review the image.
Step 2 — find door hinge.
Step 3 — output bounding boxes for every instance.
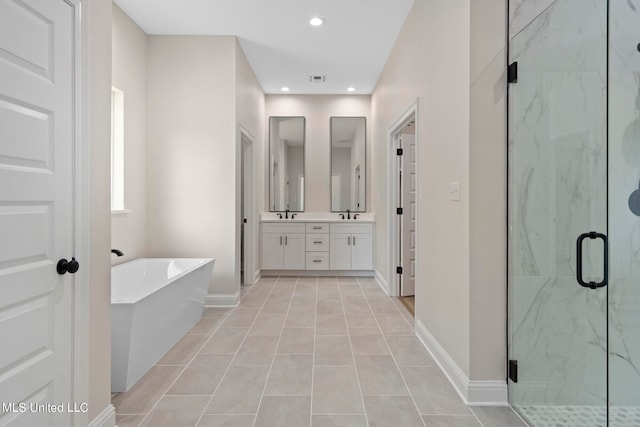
[397,266,403,274]
[397,207,403,215]
[508,62,518,84]
[508,360,518,383]
[397,148,403,156]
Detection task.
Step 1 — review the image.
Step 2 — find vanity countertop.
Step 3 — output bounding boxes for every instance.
[259,212,375,223]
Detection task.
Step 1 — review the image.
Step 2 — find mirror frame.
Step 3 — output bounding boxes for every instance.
[330,116,367,213]
[268,116,306,212]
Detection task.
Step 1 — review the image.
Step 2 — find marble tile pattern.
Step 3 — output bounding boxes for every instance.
[508,0,611,409]
[112,276,525,427]
[509,0,640,415]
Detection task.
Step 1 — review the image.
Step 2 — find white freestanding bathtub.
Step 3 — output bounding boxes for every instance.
[111,258,215,392]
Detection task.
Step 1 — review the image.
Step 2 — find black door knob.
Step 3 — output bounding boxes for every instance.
[57,257,80,275]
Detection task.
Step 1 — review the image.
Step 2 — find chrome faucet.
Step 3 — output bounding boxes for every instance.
[346,209,351,220]
[285,209,290,219]
[111,249,124,257]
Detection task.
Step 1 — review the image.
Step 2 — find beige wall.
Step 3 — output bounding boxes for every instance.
[235,40,266,284]
[89,0,113,421]
[146,35,251,298]
[469,0,507,381]
[372,0,472,374]
[111,4,148,265]
[372,0,507,382]
[265,95,371,213]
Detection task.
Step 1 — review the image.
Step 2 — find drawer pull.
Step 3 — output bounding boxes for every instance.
[313,260,322,263]
[313,241,322,244]
[313,226,322,230]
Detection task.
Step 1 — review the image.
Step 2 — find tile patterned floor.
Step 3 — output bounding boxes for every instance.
[112,276,527,427]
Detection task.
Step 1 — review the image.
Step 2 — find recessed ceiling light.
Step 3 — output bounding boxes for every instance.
[281,86,290,92]
[347,87,356,92]
[309,17,324,27]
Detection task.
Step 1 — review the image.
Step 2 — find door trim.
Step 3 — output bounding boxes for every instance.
[68,0,90,424]
[387,99,419,299]
[239,125,256,285]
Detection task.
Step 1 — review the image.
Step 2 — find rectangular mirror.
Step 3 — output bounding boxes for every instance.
[330,117,366,212]
[269,116,305,212]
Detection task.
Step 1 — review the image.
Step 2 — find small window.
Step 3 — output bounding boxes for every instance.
[111,87,125,211]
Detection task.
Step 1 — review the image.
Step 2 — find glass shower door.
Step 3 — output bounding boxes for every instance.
[508,0,608,425]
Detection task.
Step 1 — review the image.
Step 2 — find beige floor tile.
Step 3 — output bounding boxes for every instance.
[189,313,227,334]
[206,366,269,414]
[285,308,316,328]
[238,292,269,308]
[311,415,368,427]
[140,395,209,427]
[312,366,364,414]
[112,365,183,414]
[264,354,313,395]
[248,313,286,335]
[203,307,233,316]
[254,396,311,427]
[341,295,370,308]
[167,354,232,395]
[317,298,344,314]
[375,312,414,335]
[156,334,208,365]
[349,328,390,355]
[355,355,409,396]
[261,300,292,313]
[470,406,528,427]
[386,335,436,366]
[317,285,341,298]
[197,414,256,427]
[247,283,274,294]
[400,367,470,415]
[337,277,358,284]
[369,300,401,315]
[221,308,260,328]
[232,335,278,365]
[363,396,424,427]
[317,277,338,284]
[339,284,364,297]
[278,327,314,354]
[116,414,146,427]
[200,328,248,354]
[344,309,378,329]
[289,295,317,310]
[316,312,348,335]
[422,415,482,427]
[314,335,353,365]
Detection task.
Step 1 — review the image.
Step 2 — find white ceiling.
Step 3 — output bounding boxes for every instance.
[113,0,415,94]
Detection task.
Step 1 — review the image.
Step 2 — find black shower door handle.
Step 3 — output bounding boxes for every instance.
[576,231,608,289]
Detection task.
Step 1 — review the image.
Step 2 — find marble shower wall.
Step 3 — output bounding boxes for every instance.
[608,0,640,409]
[508,0,608,408]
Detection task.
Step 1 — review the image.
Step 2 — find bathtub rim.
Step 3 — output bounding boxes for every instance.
[111,257,215,305]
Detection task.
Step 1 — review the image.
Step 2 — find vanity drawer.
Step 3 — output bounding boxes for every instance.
[306,234,329,251]
[262,223,306,233]
[306,252,329,270]
[306,223,329,233]
[330,223,373,234]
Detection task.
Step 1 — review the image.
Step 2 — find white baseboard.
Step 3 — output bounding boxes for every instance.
[205,291,240,307]
[253,269,261,284]
[374,270,390,295]
[89,404,116,427]
[414,319,508,405]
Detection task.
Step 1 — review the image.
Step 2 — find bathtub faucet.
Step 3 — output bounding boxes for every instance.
[111,249,124,257]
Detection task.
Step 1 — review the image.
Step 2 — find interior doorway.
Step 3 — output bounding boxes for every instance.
[240,129,254,285]
[388,101,419,316]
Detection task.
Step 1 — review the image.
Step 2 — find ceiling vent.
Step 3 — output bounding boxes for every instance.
[309,75,327,83]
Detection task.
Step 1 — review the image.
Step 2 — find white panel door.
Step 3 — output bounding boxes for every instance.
[351,233,373,270]
[0,0,76,425]
[283,233,305,270]
[400,135,416,296]
[262,233,284,269]
[330,233,351,270]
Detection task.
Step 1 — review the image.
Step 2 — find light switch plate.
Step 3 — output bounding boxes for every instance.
[450,182,461,201]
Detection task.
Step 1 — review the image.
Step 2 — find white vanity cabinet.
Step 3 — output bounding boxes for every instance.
[329,223,374,270]
[261,223,306,270]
